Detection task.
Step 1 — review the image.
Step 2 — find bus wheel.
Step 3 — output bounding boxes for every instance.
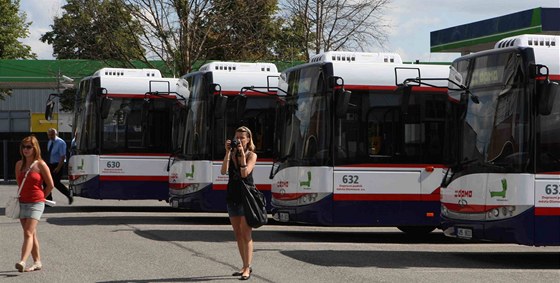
[397,226,436,235]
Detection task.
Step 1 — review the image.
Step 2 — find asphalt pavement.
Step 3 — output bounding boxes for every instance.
[0,183,559,283]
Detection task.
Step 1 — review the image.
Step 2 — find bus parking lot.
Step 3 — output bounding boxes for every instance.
[1,183,559,283]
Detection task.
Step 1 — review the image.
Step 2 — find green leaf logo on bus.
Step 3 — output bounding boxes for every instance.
[300,171,311,188]
[490,179,507,198]
[185,164,195,179]
[77,159,84,170]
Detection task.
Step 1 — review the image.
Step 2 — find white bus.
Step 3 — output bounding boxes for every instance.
[270,51,451,234]
[441,34,560,245]
[169,62,279,211]
[63,68,184,200]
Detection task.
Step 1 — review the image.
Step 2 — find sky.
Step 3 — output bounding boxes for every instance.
[19,0,560,63]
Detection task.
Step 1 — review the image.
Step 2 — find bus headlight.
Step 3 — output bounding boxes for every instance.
[441,205,449,216]
[486,205,521,220]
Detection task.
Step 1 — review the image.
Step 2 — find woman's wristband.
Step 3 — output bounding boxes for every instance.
[240,165,247,168]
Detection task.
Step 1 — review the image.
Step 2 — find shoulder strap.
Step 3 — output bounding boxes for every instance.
[16,160,39,196]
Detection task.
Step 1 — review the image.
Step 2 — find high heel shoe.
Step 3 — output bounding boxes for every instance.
[232,267,252,276]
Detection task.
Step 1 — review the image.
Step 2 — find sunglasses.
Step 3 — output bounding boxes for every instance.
[21,145,34,150]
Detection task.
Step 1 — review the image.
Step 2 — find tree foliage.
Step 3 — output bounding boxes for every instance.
[204,0,280,61]
[0,0,36,59]
[40,0,144,64]
[0,0,36,99]
[281,0,391,60]
[41,0,391,75]
[123,0,281,75]
[122,0,214,76]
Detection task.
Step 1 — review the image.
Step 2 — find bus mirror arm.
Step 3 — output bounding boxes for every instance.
[539,80,559,116]
[45,93,58,121]
[400,77,479,104]
[214,95,228,119]
[100,97,113,119]
[335,89,351,118]
[440,168,453,187]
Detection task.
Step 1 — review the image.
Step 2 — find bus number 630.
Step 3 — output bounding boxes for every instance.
[107,161,121,168]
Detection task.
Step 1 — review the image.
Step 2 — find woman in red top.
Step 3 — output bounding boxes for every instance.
[14,136,54,272]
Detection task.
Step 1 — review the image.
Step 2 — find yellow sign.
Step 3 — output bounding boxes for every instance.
[31,113,58,132]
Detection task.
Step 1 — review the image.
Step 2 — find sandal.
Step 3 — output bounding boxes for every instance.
[232,267,252,276]
[15,261,25,272]
[25,262,42,272]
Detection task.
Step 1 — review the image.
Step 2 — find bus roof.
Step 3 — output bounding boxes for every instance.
[85,68,179,95]
[494,34,559,74]
[300,52,449,88]
[188,62,279,94]
[93,68,162,78]
[310,51,403,64]
[199,62,278,73]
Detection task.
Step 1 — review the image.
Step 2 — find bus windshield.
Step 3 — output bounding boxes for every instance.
[102,97,174,153]
[276,65,330,167]
[450,50,530,173]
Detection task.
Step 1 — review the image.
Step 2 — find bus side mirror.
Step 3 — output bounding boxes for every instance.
[236,95,248,121]
[539,80,559,115]
[45,100,55,121]
[100,97,113,119]
[335,89,351,118]
[44,93,58,120]
[214,95,228,119]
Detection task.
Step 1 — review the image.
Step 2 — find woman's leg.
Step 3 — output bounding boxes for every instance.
[31,228,41,263]
[239,216,253,276]
[230,216,247,268]
[19,218,39,264]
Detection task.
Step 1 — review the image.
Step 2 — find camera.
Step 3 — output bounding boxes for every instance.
[231,138,240,148]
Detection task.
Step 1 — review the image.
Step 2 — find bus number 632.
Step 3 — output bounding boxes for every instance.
[342,175,359,184]
[545,184,559,195]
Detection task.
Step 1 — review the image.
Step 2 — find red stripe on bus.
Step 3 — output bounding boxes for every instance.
[68,175,83,181]
[338,164,445,169]
[344,85,447,93]
[220,91,276,96]
[334,193,439,202]
[442,203,501,213]
[535,207,560,216]
[272,192,309,200]
[106,94,178,99]
[102,153,170,157]
[213,184,272,191]
[539,171,560,175]
[99,176,168,182]
[169,183,190,189]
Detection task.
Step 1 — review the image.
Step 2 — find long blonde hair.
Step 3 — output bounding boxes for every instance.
[236,126,255,152]
[20,135,42,170]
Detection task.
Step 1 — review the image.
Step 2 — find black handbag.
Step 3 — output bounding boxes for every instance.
[241,181,268,228]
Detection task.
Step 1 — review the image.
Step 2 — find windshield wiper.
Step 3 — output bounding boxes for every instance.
[441,158,479,187]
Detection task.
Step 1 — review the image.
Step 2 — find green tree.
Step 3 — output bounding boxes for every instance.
[0,0,35,59]
[204,0,281,61]
[40,0,144,63]
[0,0,36,99]
[281,0,391,60]
[272,16,310,62]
